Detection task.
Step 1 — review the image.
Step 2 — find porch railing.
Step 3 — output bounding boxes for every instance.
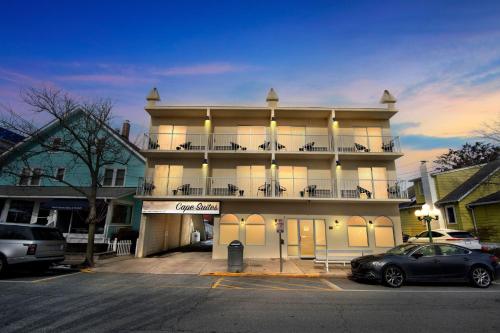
[210,133,271,151]
[206,177,271,197]
[136,177,205,196]
[337,179,407,199]
[143,133,207,151]
[275,178,335,198]
[275,134,332,152]
[335,135,401,153]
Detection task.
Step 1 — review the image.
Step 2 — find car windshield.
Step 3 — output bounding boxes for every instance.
[386,244,420,255]
[447,231,474,239]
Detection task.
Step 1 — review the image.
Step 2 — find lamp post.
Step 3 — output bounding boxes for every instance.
[415,204,440,243]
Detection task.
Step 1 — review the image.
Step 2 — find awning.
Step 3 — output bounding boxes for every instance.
[40,199,89,211]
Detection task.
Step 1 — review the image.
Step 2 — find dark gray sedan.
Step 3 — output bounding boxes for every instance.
[351,243,499,288]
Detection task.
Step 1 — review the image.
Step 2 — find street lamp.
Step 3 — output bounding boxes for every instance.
[415,204,440,243]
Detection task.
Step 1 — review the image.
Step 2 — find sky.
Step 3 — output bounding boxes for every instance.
[1,0,500,179]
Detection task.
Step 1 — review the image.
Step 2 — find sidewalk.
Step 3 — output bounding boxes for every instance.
[92,252,350,278]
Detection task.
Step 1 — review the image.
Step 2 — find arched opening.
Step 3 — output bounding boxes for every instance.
[374,216,395,247]
[347,216,368,247]
[245,214,266,245]
[219,214,239,245]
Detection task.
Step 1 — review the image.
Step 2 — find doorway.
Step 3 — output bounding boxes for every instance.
[287,219,326,258]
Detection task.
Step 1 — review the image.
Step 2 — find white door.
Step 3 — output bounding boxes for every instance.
[372,167,388,199]
[367,127,383,152]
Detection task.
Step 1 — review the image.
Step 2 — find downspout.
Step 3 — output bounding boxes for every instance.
[469,206,479,237]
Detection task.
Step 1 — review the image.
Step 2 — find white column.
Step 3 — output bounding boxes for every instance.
[0,199,11,222]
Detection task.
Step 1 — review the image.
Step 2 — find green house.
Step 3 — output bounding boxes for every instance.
[400,160,500,242]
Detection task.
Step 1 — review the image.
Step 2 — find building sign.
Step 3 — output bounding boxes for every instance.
[142,201,220,214]
[275,219,284,233]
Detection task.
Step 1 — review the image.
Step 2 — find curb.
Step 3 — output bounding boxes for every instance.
[200,271,349,278]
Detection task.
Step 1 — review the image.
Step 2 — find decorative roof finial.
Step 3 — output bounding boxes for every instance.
[146,87,160,106]
[380,90,396,109]
[266,88,279,107]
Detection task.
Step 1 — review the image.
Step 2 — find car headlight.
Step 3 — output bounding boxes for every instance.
[369,261,385,268]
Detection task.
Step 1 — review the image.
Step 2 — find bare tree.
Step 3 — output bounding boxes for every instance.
[476,114,500,144]
[0,87,132,266]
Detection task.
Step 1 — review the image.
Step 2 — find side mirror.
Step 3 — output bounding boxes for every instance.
[412,252,423,259]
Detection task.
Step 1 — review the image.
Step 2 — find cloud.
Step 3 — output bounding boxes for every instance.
[153,63,252,76]
[400,134,469,150]
[54,74,152,86]
[392,121,421,134]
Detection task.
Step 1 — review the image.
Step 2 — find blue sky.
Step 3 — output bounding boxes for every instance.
[1,0,500,178]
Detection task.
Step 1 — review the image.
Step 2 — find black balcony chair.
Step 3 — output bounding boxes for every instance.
[175,184,191,195]
[299,142,315,151]
[228,184,239,196]
[230,142,247,151]
[382,140,395,152]
[143,182,155,195]
[176,142,192,150]
[258,183,272,197]
[354,143,370,152]
[387,183,400,198]
[357,185,372,199]
[275,142,286,150]
[305,185,317,197]
[275,183,286,196]
[258,141,271,150]
[148,138,159,149]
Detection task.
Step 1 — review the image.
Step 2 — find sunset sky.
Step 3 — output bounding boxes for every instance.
[1,1,499,179]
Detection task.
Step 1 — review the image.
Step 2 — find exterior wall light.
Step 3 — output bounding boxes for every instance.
[332,117,336,122]
[336,160,341,166]
[205,115,210,121]
[271,116,276,121]
[415,204,440,243]
[240,218,245,225]
[271,159,277,166]
[335,220,339,224]
[202,158,208,165]
[368,220,373,225]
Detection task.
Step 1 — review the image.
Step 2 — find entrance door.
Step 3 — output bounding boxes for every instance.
[299,219,314,258]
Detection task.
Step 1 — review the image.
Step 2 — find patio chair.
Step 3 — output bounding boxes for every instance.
[230,142,247,151]
[275,183,286,196]
[143,182,155,195]
[258,183,272,196]
[305,185,317,197]
[175,184,191,195]
[299,142,315,151]
[258,141,271,150]
[357,186,372,199]
[275,142,286,150]
[148,138,159,149]
[382,140,395,152]
[176,142,192,150]
[228,184,239,195]
[387,183,400,198]
[354,143,370,152]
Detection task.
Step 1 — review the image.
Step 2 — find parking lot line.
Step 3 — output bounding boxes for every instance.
[33,272,81,283]
[212,277,224,289]
[321,279,344,291]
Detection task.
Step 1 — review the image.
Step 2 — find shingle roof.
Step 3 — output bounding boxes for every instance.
[435,159,500,206]
[0,127,24,144]
[399,199,422,210]
[467,191,500,207]
[0,186,136,199]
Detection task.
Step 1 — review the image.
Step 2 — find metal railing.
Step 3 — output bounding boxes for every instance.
[206,177,271,197]
[136,177,205,196]
[335,135,401,153]
[143,133,207,151]
[275,178,335,198]
[275,134,332,152]
[210,133,271,151]
[337,179,407,199]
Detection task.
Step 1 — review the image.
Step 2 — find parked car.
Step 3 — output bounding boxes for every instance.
[402,233,410,242]
[0,223,66,274]
[351,243,499,288]
[408,229,481,250]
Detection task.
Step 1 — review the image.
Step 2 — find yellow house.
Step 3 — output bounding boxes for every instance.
[135,88,410,259]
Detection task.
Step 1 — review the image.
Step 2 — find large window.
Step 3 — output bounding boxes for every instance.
[103,168,126,187]
[347,216,368,247]
[245,214,265,245]
[219,214,239,245]
[374,216,395,247]
[445,206,457,224]
[7,200,34,223]
[111,204,132,225]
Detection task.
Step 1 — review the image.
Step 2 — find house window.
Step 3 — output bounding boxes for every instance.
[55,168,65,181]
[445,206,457,224]
[245,214,265,245]
[51,137,62,150]
[7,200,34,223]
[374,216,395,247]
[111,204,132,225]
[31,168,42,186]
[347,216,369,247]
[103,168,126,187]
[219,214,239,245]
[19,168,31,185]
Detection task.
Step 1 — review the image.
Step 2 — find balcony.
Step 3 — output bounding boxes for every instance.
[137,177,408,200]
[143,133,207,151]
[210,133,271,152]
[335,135,401,154]
[275,134,332,152]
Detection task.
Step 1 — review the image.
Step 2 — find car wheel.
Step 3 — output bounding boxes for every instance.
[470,266,492,288]
[0,255,7,275]
[383,265,405,288]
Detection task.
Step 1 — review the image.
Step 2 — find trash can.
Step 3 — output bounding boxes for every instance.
[191,230,200,243]
[227,240,244,273]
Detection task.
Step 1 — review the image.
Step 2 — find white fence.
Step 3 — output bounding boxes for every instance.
[107,238,132,256]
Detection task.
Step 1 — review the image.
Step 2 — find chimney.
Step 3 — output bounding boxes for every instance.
[121,120,130,140]
[146,87,161,107]
[266,88,279,108]
[419,161,444,228]
[380,89,397,110]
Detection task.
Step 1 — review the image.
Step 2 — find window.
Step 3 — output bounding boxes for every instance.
[347,216,368,247]
[103,168,126,187]
[55,168,65,181]
[219,214,239,245]
[374,216,395,247]
[0,225,33,240]
[445,206,457,224]
[115,169,126,186]
[438,244,470,256]
[7,200,34,223]
[413,245,437,257]
[51,137,62,150]
[447,231,474,239]
[103,169,114,186]
[36,208,51,225]
[19,168,31,185]
[30,168,42,186]
[417,231,429,238]
[245,214,265,245]
[111,204,132,225]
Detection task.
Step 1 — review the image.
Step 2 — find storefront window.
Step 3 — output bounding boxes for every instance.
[374,216,395,247]
[7,200,34,223]
[245,214,265,245]
[347,216,368,247]
[219,214,239,245]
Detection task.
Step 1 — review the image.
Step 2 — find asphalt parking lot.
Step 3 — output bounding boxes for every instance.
[1,269,499,332]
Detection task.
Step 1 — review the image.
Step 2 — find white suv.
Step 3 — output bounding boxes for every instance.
[408,229,482,250]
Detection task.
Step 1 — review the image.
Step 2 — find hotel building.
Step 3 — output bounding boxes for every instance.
[135,88,409,259]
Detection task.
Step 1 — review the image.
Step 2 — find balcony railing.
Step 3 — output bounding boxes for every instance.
[210,133,271,152]
[143,133,207,151]
[335,135,401,153]
[275,134,332,152]
[137,177,408,200]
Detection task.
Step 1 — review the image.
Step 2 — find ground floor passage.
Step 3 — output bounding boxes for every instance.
[136,200,404,259]
[0,197,138,243]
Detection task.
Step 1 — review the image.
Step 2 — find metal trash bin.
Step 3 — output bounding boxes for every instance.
[227,240,244,272]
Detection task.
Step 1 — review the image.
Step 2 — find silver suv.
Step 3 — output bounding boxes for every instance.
[0,223,66,274]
